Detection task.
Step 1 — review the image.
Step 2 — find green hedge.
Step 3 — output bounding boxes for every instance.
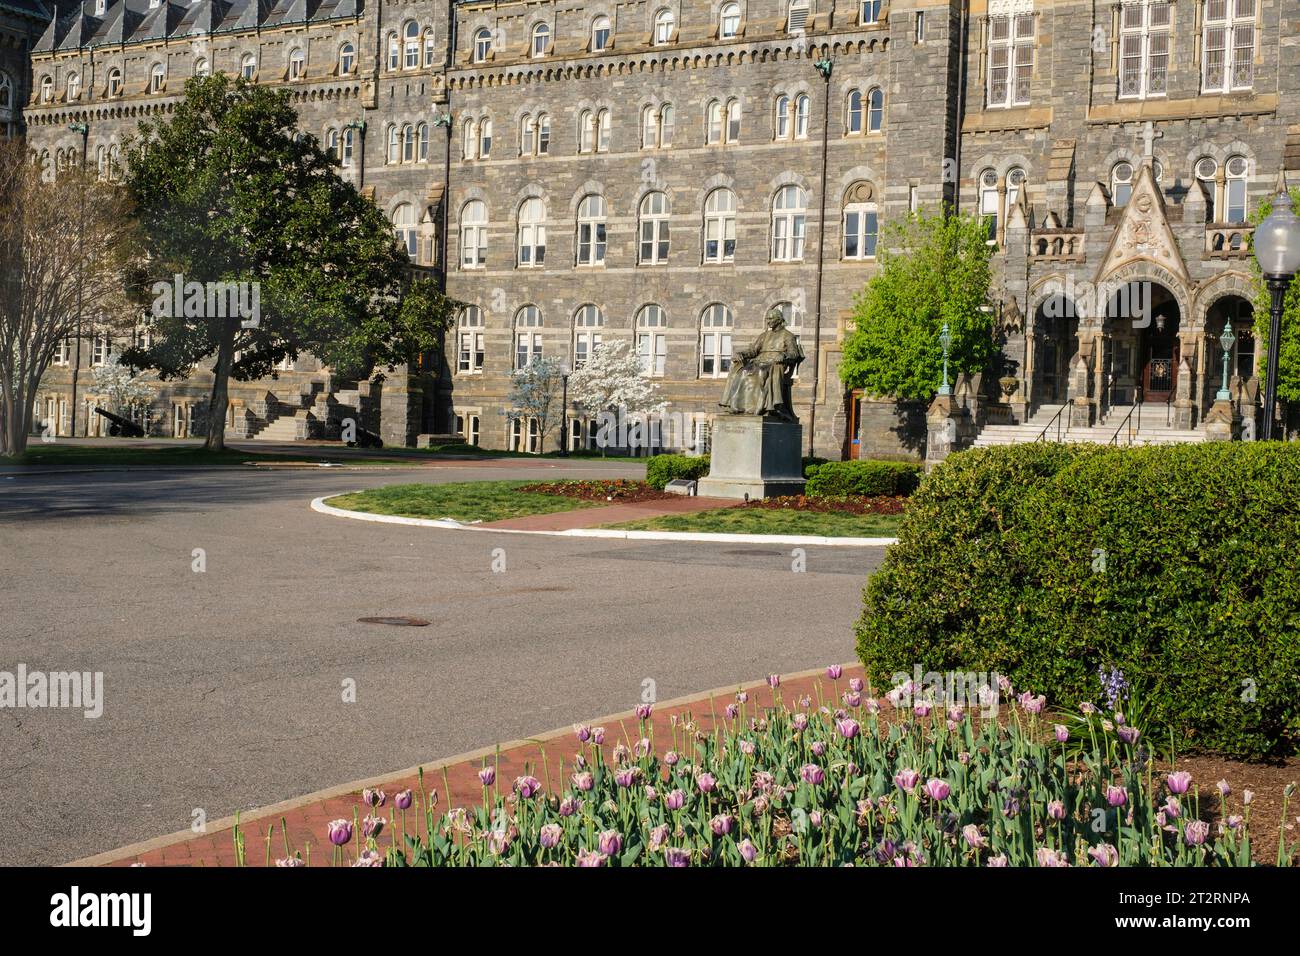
[805,459,923,497]
[855,442,1300,759]
[645,453,711,490]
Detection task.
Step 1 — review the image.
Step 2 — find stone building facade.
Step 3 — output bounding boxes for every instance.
[19,0,1300,455]
[1,1,50,139]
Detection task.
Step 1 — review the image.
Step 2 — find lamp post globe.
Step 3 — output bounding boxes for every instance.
[1253,188,1300,440]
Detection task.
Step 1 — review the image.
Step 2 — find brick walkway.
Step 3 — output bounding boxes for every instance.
[82,663,865,867]
[479,495,740,531]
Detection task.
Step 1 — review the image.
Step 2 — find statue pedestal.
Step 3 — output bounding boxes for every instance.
[697,415,806,499]
[1203,398,1239,442]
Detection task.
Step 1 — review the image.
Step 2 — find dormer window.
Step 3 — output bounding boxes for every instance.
[654,9,674,45]
[241,54,256,80]
[106,68,121,97]
[66,73,80,100]
[289,49,305,80]
[150,63,165,93]
[473,28,492,63]
[592,16,611,51]
[340,43,356,75]
[720,2,740,38]
[532,23,551,57]
[40,75,53,103]
[94,0,105,15]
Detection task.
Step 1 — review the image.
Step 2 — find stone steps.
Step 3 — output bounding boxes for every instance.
[972,403,1205,448]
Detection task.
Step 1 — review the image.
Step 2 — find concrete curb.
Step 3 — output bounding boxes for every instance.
[310,495,899,548]
[65,662,858,867]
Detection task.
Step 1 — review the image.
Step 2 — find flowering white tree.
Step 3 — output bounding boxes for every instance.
[88,356,153,416]
[567,340,665,452]
[501,355,566,454]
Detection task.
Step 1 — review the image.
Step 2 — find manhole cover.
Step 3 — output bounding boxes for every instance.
[357,616,431,627]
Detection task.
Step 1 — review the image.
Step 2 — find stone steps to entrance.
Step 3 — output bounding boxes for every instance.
[972,403,1205,448]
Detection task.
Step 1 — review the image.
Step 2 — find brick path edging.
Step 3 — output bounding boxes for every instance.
[67,662,863,867]
[311,496,899,548]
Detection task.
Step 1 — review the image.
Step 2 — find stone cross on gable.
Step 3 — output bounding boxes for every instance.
[1141,121,1163,162]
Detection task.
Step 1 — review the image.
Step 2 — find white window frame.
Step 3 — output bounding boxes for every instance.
[1202,0,1255,94]
[987,13,1035,109]
[771,185,808,262]
[572,305,605,368]
[703,188,737,264]
[1118,1,1171,100]
[636,305,668,376]
[576,194,607,266]
[700,304,733,378]
[457,307,485,373]
[460,200,488,269]
[517,198,546,267]
[843,202,879,260]
[720,3,741,38]
[639,192,670,264]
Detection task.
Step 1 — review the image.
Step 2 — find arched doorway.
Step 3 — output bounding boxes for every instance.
[1104,281,1181,408]
[1032,294,1079,405]
[1204,295,1255,413]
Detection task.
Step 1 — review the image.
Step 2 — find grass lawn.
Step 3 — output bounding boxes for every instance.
[325,481,602,523]
[609,506,902,538]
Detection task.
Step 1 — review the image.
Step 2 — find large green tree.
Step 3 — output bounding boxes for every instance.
[839,208,995,400]
[120,74,454,450]
[1250,187,1300,406]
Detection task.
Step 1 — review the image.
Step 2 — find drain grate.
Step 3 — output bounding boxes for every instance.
[357,616,431,627]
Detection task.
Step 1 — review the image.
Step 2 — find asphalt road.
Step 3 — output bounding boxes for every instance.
[0,459,886,865]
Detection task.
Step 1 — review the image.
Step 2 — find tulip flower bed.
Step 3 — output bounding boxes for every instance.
[255,675,1296,867]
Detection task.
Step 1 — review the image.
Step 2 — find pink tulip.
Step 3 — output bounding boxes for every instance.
[894,768,920,793]
[1105,785,1127,807]
[327,819,353,846]
[922,778,950,801]
[1088,843,1119,867]
[1166,771,1192,795]
[826,665,843,680]
[477,766,495,787]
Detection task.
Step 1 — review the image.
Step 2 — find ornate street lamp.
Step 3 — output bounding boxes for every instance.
[1253,188,1300,440]
[1216,324,1236,402]
[938,322,953,396]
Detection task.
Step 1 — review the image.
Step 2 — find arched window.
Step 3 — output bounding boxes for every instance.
[326,128,340,162]
[640,105,657,149]
[775,94,791,139]
[700,304,733,378]
[1110,162,1134,208]
[402,124,415,162]
[703,188,737,264]
[460,200,488,268]
[384,32,398,70]
[385,125,399,163]
[521,113,550,156]
[515,305,543,369]
[289,48,305,80]
[659,104,674,146]
[592,16,612,51]
[867,87,884,132]
[979,168,1001,237]
[241,54,257,80]
[194,58,210,78]
[579,110,595,153]
[1006,166,1025,211]
[424,30,438,68]
[341,127,355,168]
[67,73,80,100]
[0,72,10,110]
[706,99,722,144]
[843,183,879,260]
[40,75,53,103]
[795,93,810,137]
[107,68,122,97]
[576,194,607,266]
[404,21,420,68]
[150,63,165,93]
[463,118,478,160]
[573,304,605,367]
[417,123,430,161]
[787,0,810,33]
[473,28,493,63]
[720,2,741,38]
[725,99,741,142]
[771,185,808,262]
[596,109,611,152]
[846,89,863,134]
[1225,154,1248,223]
[95,145,108,179]
[637,305,668,376]
[654,8,675,45]
[861,0,881,24]
[479,117,492,157]
[532,23,551,57]
[639,191,670,264]
[340,43,356,75]
[517,198,546,267]
[392,203,418,259]
[457,306,485,374]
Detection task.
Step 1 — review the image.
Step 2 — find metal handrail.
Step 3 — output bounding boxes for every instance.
[1036,404,1066,443]
[1109,403,1138,446]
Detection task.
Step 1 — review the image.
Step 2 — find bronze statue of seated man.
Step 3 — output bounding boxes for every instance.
[718,309,805,421]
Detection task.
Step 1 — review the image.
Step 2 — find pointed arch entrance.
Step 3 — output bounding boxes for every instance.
[1104,280,1182,408]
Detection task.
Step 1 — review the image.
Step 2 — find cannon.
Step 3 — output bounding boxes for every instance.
[347,425,384,449]
[93,406,146,438]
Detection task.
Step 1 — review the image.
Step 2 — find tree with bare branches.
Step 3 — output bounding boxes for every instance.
[0,140,141,457]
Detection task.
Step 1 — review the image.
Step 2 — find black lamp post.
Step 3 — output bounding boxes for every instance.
[559,367,570,457]
[1253,188,1300,441]
[67,121,89,438]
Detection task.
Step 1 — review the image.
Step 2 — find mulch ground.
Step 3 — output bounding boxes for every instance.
[740,494,907,515]
[88,662,1298,867]
[517,478,673,503]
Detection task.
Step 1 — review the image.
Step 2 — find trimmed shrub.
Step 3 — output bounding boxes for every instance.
[802,456,830,479]
[806,459,923,498]
[645,453,710,490]
[855,442,1300,759]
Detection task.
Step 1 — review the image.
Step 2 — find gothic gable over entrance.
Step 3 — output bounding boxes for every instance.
[1094,160,1191,291]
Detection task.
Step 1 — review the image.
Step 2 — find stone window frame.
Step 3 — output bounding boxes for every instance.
[39,74,53,104]
[702,187,738,264]
[288,47,306,81]
[699,303,734,378]
[636,304,669,377]
[770,184,809,263]
[572,304,606,368]
[983,10,1036,110]
[575,193,608,267]
[403,20,422,70]
[842,181,880,261]
[338,42,357,75]
[1200,0,1257,95]
[591,15,614,52]
[638,191,672,265]
[1116,0,1172,101]
[718,1,744,40]
[459,199,489,269]
[516,197,548,269]
[652,7,677,46]
[530,22,553,58]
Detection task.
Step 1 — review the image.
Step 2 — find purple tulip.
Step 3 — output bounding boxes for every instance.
[893,768,920,793]
[696,772,717,793]
[663,847,691,867]
[849,677,864,693]
[1080,701,1097,715]
[738,739,755,756]
[352,849,383,867]
[649,824,670,850]
[1184,820,1210,846]
[558,796,577,816]
[598,830,622,856]
[1216,779,1231,797]
[1243,789,1254,806]
[665,788,686,810]
[913,702,932,718]
[986,855,1009,867]
[736,691,749,704]
[1054,725,1070,743]
[664,750,680,766]
[811,741,827,757]
[709,814,734,836]
[635,703,653,720]
[572,771,594,792]
[791,712,809,731]
[1117,725,1140,745]
[276,857,306,867]
[767,674,781,689]
[591,727,606,745]
[1018,692,1046,714]
[477,766,495,787]
[1163,796,1182,820]
[864,698,880,714]
[837,718,860,739]
[614,768,636,788]
[1088,843,1119,867]
[826,665,843,680]
[801,764,825,786]
[577,849,607,867]
[1166,771,1192,795]
[327,819,353,846]
[1036,847,1069,868]
[725,703,738,719]
[1105,785,1127,807]
[394,789,413,811]
[362,814,384,839]
[962,824,985,849]
[738,838,757,863]
[514,775,542,798]
[922,778,950,801]
[843,691,863,708]
[539,823,563,849]
[573,724,591,742]
[362,788,386,808]
[1046,799,1066,820]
